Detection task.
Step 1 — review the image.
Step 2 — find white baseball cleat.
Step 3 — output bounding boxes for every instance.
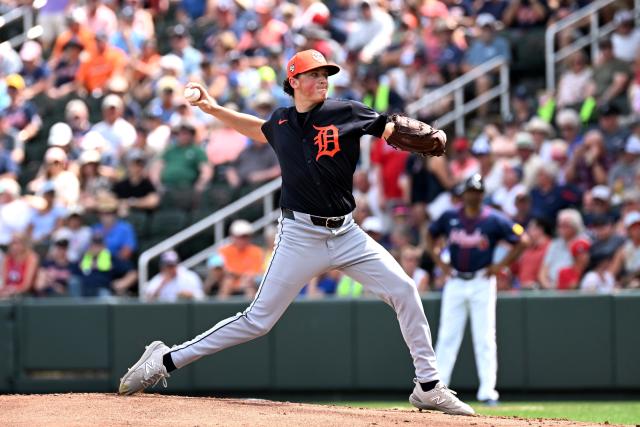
[409,380,475,416]
[119,341,171,395]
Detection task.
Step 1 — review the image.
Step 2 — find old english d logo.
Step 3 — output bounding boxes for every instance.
[313,124,340,161]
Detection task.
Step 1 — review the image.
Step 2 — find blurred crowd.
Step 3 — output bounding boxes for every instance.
[1,0,640,300]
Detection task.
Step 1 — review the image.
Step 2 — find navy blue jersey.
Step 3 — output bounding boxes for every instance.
[429,206,524,273]
[261,99,387,217]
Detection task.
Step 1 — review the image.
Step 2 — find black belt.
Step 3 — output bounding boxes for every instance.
[282,208,346,229]
[454,271,478,280]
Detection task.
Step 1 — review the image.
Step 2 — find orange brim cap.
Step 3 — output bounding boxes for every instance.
[287,49,340,79]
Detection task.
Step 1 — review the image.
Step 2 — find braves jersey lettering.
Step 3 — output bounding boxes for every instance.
[449,229,490,250]
[429,207,522,272]
[261,99,387,217]
[313,124,340,160]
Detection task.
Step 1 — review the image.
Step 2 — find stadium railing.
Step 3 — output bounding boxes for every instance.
[545,0,640,92]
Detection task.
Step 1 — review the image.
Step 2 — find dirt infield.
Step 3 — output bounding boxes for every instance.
[0,393,614,427]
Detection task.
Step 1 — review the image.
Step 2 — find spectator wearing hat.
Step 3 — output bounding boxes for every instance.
[112,150,159,215]
[26,181,67,244]
[91,94,137,167]
[144,250,205,302]
[148,76,182,123]
[538,208,585,289]
[49,9,97,68]
[511,217,552,289]
[218,220,264,299]
[611,10,640,63]
[514,131,542,189]
[361,215,389,247]
[73,229,135,297]
[77,150,113,211]
[152,118,212,193]
[0,232,39,299]
[28,147,80,208]
[449,137,480,182]
[0,179,33,247]
[582,185,617,227]
[611,211,640,289]
[46,123,74,156]
[18,40,50,101]
[556,238,591,290]
[586,38,631,114]
[53,208,91,263]
[1,74,42,164]
[597,103,630,156]
[75,31,127,96]
[524,117,553,161]
[462,13,510,117]
[169,24,203,79]
[587,213,625,271]
[556,51,593,110]
[34,233,73,296]
[203,252,226,296]
[64,99,92,151]
[609,134,640,193]
[92,192,137,262]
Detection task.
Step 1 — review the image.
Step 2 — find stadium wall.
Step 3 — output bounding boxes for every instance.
[0,292,638,394]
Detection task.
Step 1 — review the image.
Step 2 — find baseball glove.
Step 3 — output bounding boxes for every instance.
[385,114,447,157]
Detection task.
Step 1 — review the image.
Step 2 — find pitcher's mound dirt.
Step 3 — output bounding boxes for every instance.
[0,393,609,427]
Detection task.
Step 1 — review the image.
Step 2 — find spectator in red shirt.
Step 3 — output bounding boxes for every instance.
[556,238,591,290]
[449,137,479,182]
[370,137,409,209]
[512,217,552,289]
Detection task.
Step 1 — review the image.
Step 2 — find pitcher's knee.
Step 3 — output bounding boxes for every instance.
[245,314,275,338]
[389,277,419,301]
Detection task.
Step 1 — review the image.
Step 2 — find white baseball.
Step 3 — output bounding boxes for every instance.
[184,87,202,102]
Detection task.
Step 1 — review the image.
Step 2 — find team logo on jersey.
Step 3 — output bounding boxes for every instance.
[313,124,340,160]
[449,229,489,250]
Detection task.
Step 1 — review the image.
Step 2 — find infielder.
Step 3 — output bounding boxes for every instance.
[425,174,528,404]
[119,50,473,416]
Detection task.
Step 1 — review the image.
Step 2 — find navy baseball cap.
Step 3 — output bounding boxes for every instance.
[463,174,485,193]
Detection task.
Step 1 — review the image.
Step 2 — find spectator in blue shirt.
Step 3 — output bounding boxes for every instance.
[91,192,137,263]
[463,14,511,118]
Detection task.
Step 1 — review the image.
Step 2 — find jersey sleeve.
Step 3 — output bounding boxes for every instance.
[428,211,450,238]
[260,107,286,144]
[494,212,524,244]
[350,101,387,138]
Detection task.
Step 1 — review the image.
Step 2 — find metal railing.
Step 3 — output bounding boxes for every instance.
[545,0,640,91]
[406,56,510,136]
[0,4,42,48]
[137,177,282,295]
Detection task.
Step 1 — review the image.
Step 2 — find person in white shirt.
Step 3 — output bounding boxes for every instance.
[611,10,640,63]
[580,257,615,293]
[91,94,137,167]
[0,178,32,246]
[144,250,205,302]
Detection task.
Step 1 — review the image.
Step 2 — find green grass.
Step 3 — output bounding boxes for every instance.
[322,401,640,425]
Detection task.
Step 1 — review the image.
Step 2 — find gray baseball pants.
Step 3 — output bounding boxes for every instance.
[169,210,440,382]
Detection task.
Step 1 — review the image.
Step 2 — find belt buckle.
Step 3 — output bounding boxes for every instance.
[325,216,343,228]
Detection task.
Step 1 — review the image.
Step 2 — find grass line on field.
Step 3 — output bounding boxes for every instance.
[316,401,640,425]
